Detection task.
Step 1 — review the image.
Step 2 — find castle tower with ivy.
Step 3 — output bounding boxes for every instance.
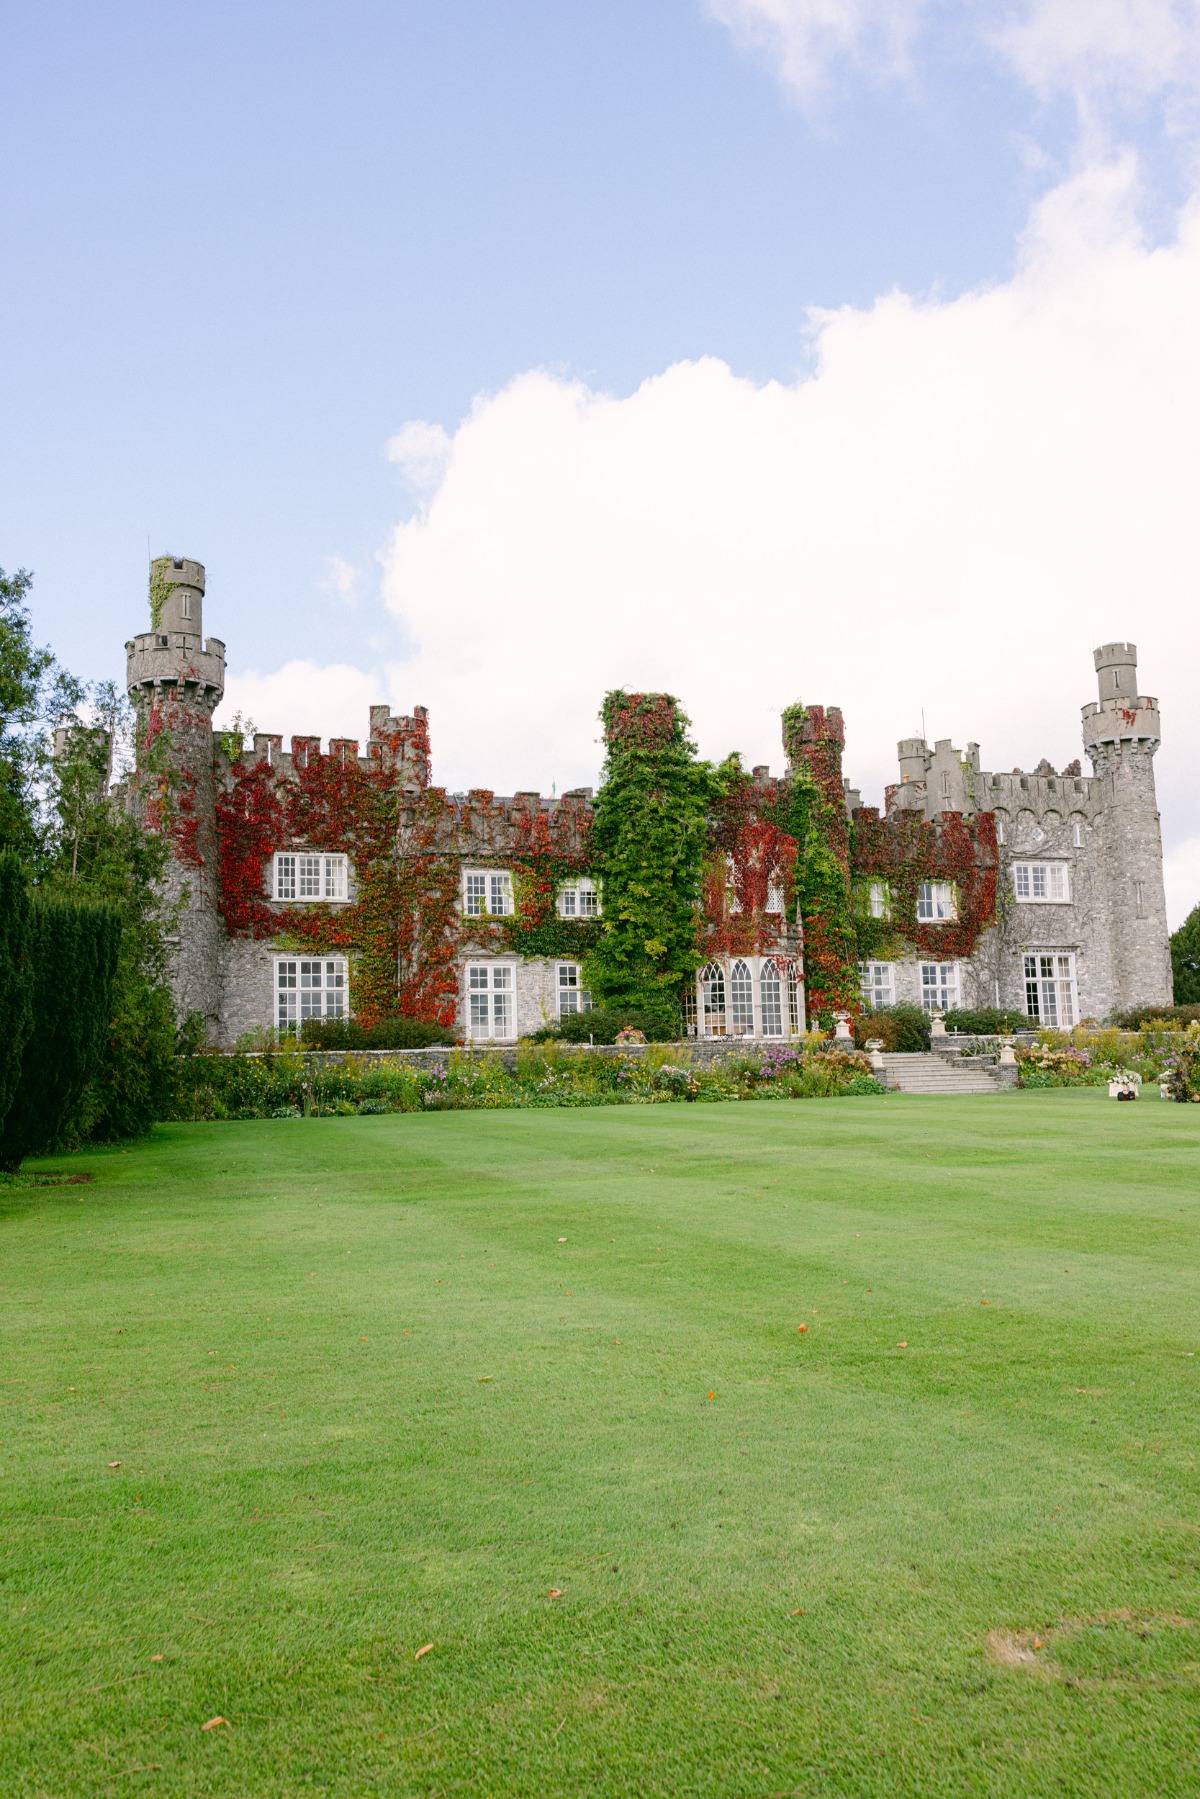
[126,558,227,1032]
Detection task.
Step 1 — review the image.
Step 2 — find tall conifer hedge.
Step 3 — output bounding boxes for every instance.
[0,895,121,1170]
[0,852,34,1132]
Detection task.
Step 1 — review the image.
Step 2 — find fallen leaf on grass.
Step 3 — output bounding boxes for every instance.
[477,1375,492,1382]
[798,1324,807,1333]
[414,1643,434,1661]
[200,1716,230,1731]
[108,1461,122,1469]
[150,1654,164,1662]
[897,1341,908,1349]
[708,1391,715,1400]
[549,1589,563,1599]
[791,1608,806,1615]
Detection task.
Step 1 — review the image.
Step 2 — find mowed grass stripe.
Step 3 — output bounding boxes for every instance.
[1,1090,1198,1796]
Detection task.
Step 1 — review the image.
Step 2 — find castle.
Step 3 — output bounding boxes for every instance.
[124,557,1173,1044]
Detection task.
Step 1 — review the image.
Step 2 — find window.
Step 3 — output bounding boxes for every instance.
[557,878,600,918]
[917,882,957,922]
[920,962,959,1013]
[867,880,891,919]
[462,870,513,917]
[1135,881,1146,919]
[766,873,786,914]
[1024,952,1077,1027]
[759,961,783,1037]
[1072,819,1084,848]
[180,593,192,620]
[860,962,895,1009]
[700,961,726,1038]
[276,957,347,1030]
[1013,862,1070,903]
[995,817,1005,844]
[466,963,514,1039]
[729,959,754,1035]
[273,853,348,901]
[557,963,593,1017]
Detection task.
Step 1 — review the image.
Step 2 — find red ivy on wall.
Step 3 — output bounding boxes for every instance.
[852,806,999,962]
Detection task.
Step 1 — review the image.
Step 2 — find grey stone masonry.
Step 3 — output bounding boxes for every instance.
[868,640,1172,1023]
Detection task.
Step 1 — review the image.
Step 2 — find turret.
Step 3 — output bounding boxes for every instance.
[1080,642,1171,1014]
[126,557,225,1036]
[126,558,225,715]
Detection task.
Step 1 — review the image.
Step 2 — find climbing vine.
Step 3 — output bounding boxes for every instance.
[585,691,714,1016]
[148,563,173,632]
[852,807,998,963]
[768,704,860,1021]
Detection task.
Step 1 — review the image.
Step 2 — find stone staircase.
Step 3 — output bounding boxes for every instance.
[879,1052,1003,1095]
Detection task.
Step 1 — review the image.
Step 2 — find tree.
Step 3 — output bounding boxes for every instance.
[40,685,179,1142]
[585,692,713,1018]
[1172,904,1200,1005]
[0,567,80,858]
[0,852,34,1132]
[0,895,121,1170]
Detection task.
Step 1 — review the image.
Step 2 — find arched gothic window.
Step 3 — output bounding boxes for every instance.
[759,960,783,1037]
[730,959,754,1035]
[700,960,726,1037]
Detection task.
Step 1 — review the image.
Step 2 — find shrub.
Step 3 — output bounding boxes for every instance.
[1110,1002,1200,1030]
[1161,1040,1200,1102]
[0,895,122,1169]
[529,1005,678,1045]
[854,1003,929,1052]
[299,1015,457,1050]
[0,853,34,1134]
[943,1007,1029,1034]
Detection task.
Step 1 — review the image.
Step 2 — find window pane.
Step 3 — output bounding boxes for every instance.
[465,874,485,915]
[299,857,322,898]
[560,887,577,916]
[700,961,726,1037]
[492,990,511,1034]
[579,882,599,916]
[1015,866,1030,898]
[760,963,782,1036]
[275,855,296,900]
[730,960,754,1034]
[492,966,511,990]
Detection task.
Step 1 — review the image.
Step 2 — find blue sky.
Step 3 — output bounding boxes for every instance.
[5,0,1060,671]
[4,2,1200,916]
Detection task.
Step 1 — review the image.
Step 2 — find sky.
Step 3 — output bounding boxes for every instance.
[3,1,1200,922]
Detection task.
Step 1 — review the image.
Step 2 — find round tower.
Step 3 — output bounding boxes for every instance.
[126,558,226,1035]
[1081,642,1171,1014]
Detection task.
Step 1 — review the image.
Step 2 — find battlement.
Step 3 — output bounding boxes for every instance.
[395,783,594,860]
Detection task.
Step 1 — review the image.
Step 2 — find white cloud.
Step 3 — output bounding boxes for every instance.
[321,554,361,606]
[215,659,410,752]
[708,0,929,102]
[224,161,1200,930]
[384,420,454,500]
[368,158,1200,926]
[709,0,1200,118]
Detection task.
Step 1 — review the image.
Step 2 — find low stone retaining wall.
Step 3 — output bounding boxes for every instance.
[196,1039,807,1075]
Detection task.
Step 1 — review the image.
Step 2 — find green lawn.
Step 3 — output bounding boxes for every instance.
[2,1093,1199,1797]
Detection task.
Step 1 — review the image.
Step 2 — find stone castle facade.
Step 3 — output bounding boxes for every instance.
[124,557,1172,1044]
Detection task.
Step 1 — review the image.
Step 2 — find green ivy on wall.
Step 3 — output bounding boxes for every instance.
[585,691,714,1018]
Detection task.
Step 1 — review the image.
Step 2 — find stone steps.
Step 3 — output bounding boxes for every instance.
[879,1052,1001,1095]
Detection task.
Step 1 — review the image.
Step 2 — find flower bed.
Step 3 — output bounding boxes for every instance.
[1160,1040,1200,1102]
[168,1043,886,1121]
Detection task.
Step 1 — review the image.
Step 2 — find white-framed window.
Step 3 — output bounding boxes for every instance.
[759,960,784,1036]
[1072,819,1084,848]
[860,962,895,1008]
[462,870,514,917]
[273,852,348,902]
[729,959,754,1035]
[556,877,600,918]
[765,873,786,914]
[700,960,726,1038]
[1023,952,1077,1027]
[466,963,514,1039]
[866,880,891,920]
[917,882,957,922]
[1013,862,1070,903]
[995,817,1006,844]
[557,963,593,1017]
[920,962,959,1013]
[275,956,347,1030]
